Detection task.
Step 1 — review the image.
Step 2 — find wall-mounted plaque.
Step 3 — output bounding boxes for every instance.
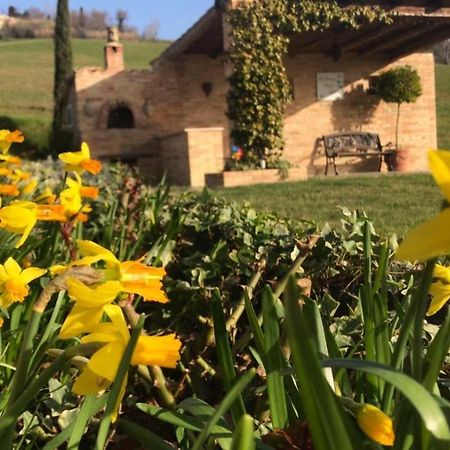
[317,72,344,101]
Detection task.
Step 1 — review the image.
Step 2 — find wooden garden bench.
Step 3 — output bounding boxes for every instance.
[320,132,395,175]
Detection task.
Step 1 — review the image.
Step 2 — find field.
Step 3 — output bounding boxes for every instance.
[213,172,442,235]
[0,39,169,152]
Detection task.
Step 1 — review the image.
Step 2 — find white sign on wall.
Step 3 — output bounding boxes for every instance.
[317,72,344,101]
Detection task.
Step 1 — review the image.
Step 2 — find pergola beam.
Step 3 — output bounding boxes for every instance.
[360,23,442,54]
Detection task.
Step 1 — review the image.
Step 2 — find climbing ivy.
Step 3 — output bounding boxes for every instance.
[226,0,391,164]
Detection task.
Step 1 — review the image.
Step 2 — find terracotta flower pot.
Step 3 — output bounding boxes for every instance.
[392,148,411,172]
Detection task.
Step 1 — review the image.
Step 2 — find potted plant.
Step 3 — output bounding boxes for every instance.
[376,65,422,171]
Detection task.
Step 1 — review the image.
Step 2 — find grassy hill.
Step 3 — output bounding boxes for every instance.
[0,39,169,152]
[1,39,450,153]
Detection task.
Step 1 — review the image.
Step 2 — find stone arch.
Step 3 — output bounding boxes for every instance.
[106,101,135,129]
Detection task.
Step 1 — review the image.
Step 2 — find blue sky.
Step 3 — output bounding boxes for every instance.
[1,1,214,39]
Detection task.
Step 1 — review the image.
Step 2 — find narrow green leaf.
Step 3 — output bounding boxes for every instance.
[322,358,450,447]
[422,310,450,392]
[262,287,288,429]
[67,395,97,449]
[231,414,255,450]
[191,369,255,450]
[117,418,174,450]
[284,276,357,450]
[244,289,265,355]
[211,288,246,424]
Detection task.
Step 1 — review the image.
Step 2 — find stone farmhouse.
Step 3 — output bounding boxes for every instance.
[71,0,450,186]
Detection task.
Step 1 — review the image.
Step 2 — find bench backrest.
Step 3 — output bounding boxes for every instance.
[322,132,382,157]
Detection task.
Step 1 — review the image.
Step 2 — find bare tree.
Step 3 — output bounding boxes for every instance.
[116,9,127,32]
[143,19,160,41]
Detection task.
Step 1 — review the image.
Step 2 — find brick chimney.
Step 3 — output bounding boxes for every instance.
[104,26,124,72]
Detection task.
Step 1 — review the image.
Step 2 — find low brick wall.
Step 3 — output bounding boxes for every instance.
[205,168,308,187]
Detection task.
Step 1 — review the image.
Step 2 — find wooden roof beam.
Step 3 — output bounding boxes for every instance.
[360,23,439,54]
[340,23,405,52]
[389,23,450,58]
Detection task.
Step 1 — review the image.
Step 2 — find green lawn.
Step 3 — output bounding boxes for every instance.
[0,39,169,152]
[436,64,450,149]
[211,173,442,235]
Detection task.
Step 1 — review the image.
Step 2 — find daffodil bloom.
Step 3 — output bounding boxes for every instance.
[80,186,99,199]
[0,201,37,247]
[36,204,67,222]
[0,257,46,308]
[0,184,19,196]
[0,168,12,177]
[427,264,450,315]
[0,130,24,154]
[8,169,31,182]
[356,403,395,446]
[59,278,123,339]
[396,150,450,262]
[36,186,57,204]
[0,317,3,328]
[60,175,93,220]
[70,304,181,421]
[53,240,168,302]
[59,142,102,175]
[22,179,38,195]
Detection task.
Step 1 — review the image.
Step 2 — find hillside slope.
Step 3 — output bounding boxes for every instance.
[0,38,169,152]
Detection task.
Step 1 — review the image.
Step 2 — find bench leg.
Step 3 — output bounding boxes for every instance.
[378,155,382,172]
[333,157,338,176]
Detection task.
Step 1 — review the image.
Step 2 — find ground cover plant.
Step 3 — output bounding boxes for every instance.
[0,132,449,449]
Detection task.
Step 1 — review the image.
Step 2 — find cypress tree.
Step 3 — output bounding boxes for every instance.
[51,0,74,154]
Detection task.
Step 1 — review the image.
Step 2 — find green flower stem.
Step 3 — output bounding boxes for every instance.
[0,342,102,440]
[122,300,177,410]
[7,310,42,409]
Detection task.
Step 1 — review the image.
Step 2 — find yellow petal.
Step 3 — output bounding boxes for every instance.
[429,150,450,203]
[77,240,118,265]
[66,279,122,307]
[357,404,395,446]
[428,281,450,316]
[88,340,125,382]
[19,267,46,284]
[4,257,22,277]
[103,304,129,341]
[395,208,450,262]
[59,304,104,339]
[131,334,181,368]
[73,366,112,395]
[433,264,450,284]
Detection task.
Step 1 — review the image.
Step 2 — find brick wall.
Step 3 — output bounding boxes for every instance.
[73,42,437,185]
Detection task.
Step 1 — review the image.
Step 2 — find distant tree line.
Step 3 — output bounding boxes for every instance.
[1,5,160,41]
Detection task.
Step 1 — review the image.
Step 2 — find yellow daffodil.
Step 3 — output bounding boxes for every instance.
[356,403,395,446]
[0,257,46,308]
[0,317,3,328]
[53,240,168,302]
[0,130,24,154]
[396,150,450,262]
[71,304,181,421]
[36,204,67,222]
[58,142,102,175]
[0,184,19,196]
[80,186,99,199]
[22,180,38,195]
[35,186,57,204]
[0,168,12,177]
[0,201,37,247]
[427,264,450,316]
[8,169,31,182]
[59,278,123,339]
[60,174,93,220]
